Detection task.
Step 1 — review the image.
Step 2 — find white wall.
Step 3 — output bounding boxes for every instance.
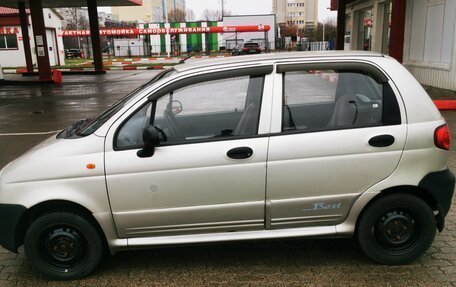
[0,8,64,68]
[0,26,31,67]
[404,0,456,90]
[43,8,65,66]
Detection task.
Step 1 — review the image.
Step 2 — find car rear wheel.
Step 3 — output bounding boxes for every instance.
[24,212,103,280]
[357,193,436,265]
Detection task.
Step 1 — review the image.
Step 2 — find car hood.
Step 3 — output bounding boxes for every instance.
[0,134,105,185]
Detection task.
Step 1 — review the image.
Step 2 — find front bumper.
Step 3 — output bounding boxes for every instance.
[0,203,27,252]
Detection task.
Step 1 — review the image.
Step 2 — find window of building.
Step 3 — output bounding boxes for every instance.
[0,34,18,49]
[408,1,455,67]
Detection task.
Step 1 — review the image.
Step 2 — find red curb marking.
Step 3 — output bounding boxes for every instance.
[122,66,137,70]
[433,100,456,110]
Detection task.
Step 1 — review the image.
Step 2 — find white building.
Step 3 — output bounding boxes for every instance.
[342,0,456,90]
[0,7,65,67]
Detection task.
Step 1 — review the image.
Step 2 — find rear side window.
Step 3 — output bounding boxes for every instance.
[281,67,400,132]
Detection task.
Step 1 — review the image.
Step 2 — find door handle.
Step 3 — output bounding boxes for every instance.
[227,147,253,159]
[369,134,395,147]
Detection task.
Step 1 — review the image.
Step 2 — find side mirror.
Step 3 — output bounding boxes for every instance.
[171,100,183,115]
[137,126,160,158]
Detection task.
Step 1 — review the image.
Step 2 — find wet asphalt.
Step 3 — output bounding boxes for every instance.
[0,71,160,168]
[0,71,455,286]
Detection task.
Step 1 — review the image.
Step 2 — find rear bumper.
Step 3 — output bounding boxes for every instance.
[0,203,26,252]
[419,169,455,231]
[419,169,455,216]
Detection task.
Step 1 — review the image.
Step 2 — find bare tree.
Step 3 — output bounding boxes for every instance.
[168,8,186,23]
[186,9,196,22]
[282,25,299,37]
[202,9,221,21]
[309,17,337,42]
[202,9,231,21]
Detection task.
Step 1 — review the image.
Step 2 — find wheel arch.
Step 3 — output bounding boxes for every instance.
[15,200,109,253]
[354,185,441,234]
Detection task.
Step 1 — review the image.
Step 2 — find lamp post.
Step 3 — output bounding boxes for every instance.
[322,22,325,50]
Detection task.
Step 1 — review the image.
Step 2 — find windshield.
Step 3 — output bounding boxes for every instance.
[58,68,175,139]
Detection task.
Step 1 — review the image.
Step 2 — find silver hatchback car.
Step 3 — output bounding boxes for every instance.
[0,51,454,279]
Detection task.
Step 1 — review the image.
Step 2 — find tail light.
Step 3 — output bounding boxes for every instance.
[434,124,451,150]
[242,48,249,51]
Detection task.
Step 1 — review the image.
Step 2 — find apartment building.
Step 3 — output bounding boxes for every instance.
[273,0,318,29]
[111,0,186,23]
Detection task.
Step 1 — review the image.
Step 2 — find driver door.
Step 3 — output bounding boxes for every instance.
[104,69,271,238]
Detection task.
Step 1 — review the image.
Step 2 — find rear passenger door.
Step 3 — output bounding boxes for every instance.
[266,62,407,229]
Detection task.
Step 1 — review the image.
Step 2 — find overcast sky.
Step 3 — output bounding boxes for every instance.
[186,0,336,22]
[100,0,337,22]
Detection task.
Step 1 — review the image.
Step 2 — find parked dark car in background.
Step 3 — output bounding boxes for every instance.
[65,49,83,59]
[232,42,262,55]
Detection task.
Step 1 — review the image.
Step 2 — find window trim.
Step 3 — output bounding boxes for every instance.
[114,69,270,151]
[277,62,388,83]
[148,65,273,101]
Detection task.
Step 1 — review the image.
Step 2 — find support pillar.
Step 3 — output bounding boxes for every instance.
[87,0,103,71]
[18,1,33,73]
[29,0,52,80]
[389,0,406,62]
[336,0,346,50]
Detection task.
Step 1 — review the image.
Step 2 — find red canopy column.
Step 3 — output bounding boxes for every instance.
[389,0,406,62]
[18,1,33,73]
[87,0,104,71]
[336,0,346,50]
[29,0,52,80]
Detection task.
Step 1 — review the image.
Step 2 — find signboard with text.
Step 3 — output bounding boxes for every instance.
[61,25,271,37]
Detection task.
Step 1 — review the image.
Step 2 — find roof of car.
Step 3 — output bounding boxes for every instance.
[174,51,385,73]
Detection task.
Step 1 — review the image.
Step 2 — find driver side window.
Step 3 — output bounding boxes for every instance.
[115,75,264,150]
[153,75,264,144]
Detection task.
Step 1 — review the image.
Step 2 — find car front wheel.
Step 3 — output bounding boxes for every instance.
[357,193,436,265]
[24,211,104,280]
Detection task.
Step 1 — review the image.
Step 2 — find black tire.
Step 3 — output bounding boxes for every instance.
[24,212,103,280]
[357,193,436,265]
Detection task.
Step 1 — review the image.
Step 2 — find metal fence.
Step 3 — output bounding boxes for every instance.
[102,42,277,57]
[79,40,330,59]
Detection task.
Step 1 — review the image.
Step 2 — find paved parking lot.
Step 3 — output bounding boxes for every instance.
[0,70,455,286]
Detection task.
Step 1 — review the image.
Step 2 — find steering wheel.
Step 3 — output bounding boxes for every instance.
[163,108,185,140]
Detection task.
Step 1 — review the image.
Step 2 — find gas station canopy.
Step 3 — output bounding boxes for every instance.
[0,0,141,8]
